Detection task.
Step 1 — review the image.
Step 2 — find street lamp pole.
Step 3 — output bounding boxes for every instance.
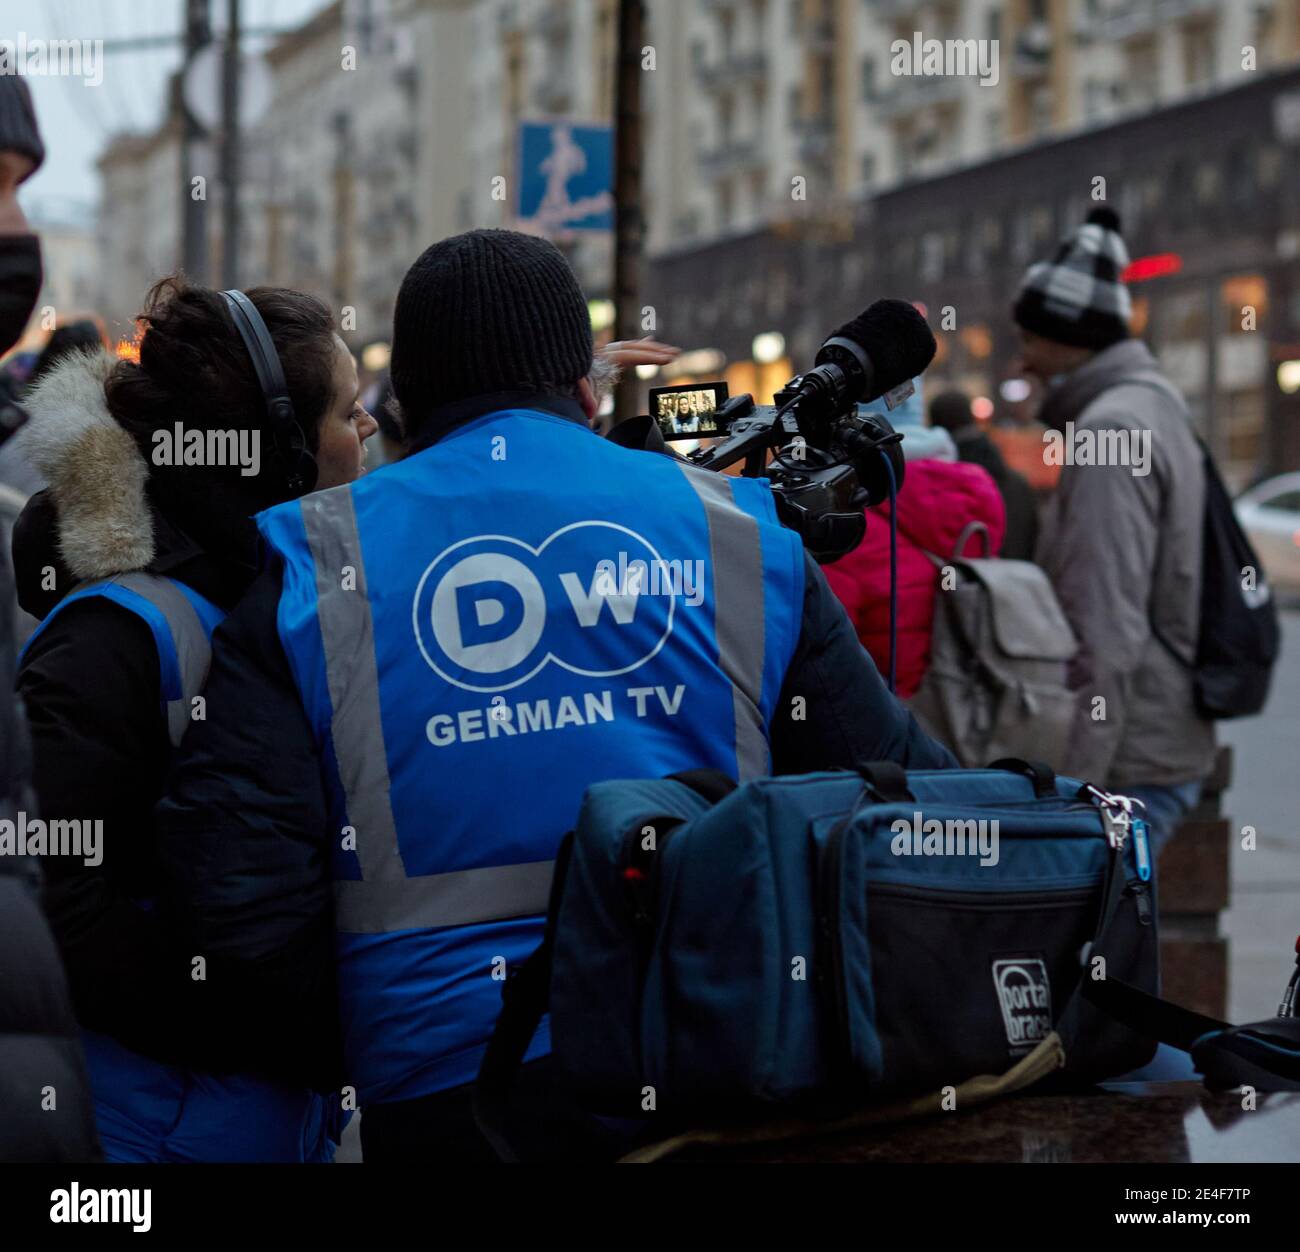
[219,0,241,288]
[612,0,646,422]
[180,0,211,281]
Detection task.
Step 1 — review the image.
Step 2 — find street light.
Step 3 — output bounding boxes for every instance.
[752,331,785,364]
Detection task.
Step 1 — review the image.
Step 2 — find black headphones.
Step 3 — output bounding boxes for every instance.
[220,288,317,497]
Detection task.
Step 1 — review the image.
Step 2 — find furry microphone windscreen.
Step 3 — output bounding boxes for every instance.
[831,299,937,396]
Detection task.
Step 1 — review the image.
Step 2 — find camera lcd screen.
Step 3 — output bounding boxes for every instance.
[650,382,729,441]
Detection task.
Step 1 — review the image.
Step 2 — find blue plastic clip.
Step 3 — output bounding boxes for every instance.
[1132,817,1152,882]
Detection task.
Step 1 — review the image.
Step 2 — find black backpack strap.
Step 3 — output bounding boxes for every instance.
[1054,839,1132,1048]
[1082,973,1230,1051]
[475,830,575,1160]
[855,761,913,803]
[987,757,1057,798]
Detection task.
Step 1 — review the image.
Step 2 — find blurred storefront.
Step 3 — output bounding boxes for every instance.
[646,65,1300,492]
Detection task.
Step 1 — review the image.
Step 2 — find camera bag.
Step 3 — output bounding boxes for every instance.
[478,759,1158,1123]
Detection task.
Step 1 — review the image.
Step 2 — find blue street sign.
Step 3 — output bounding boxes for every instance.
[517,120,614,234]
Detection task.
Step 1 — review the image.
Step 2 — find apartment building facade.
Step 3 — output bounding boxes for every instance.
[92,0,1300,427]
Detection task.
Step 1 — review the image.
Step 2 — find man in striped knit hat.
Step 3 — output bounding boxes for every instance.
[1014,206,1214,861]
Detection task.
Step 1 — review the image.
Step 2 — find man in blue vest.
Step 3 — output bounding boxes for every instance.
[155,229,956,1161]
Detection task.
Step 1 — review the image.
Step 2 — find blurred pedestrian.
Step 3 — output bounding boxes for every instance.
[24,318,105,395]
[824,409,1006,698]
[928,389,1039,561]
[12,275,377,1162]
[0,74,100,1164]
[1014,207,1214,856]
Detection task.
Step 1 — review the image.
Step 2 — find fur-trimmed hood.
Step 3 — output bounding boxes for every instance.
[15,347,155,579]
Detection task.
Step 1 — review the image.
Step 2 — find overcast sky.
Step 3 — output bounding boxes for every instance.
[4,0,322,223]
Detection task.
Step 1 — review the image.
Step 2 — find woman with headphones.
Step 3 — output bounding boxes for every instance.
[11,274,376,1162]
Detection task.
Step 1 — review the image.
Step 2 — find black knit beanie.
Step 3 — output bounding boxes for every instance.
[0,77,45,174]
[390,229,594,433]
[1012,207,1131,350]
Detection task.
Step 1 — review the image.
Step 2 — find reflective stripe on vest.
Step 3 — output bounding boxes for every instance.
[300,486,558,934]
[20,571,220,747]
[677,465,768,781]
[290,451,779,937]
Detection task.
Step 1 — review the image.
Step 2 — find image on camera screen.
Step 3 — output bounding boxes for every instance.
[651,383,728,440]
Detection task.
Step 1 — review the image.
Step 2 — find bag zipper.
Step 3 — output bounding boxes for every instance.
[618,814,685,980]
[865,882,1096,910]
[1124,878,1154,926]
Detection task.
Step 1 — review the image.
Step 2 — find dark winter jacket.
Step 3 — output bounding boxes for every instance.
[824,456,1006,698]
[11,349,343,1089]
[949,425,1040,561]
[0,72,98,1162]
[0,535,100,1161]
[152,392,958,1082]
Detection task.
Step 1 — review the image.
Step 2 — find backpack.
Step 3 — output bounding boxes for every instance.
[908,521,1079,770]
[479,760,1158,1131]
[1165,437,1279,718]
[1114,373,1279,719]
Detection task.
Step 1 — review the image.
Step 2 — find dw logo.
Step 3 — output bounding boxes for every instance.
[412,522,676,693]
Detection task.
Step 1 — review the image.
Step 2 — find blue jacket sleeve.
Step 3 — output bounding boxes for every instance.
[769,551,958,774]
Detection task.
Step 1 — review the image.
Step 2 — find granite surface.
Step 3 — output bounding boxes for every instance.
[671,1083,1300,1163]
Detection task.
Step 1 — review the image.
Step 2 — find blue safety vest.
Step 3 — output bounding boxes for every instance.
[21,572,340,1163]
[256,408,806,1106]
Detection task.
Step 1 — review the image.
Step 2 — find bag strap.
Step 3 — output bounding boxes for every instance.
[1082,971,1229,1051]
[987,757,1057,798]
[474,829,575,1161]
[1053,835,1131,1049]
[855,761,914,803]
[952,520,992,560]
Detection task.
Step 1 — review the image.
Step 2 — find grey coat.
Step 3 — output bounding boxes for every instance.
[1035,339,1216,788]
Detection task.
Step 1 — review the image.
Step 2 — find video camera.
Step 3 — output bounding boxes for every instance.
[644,300,936,563]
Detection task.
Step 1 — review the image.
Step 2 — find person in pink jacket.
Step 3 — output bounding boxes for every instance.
[824,423,1006,699]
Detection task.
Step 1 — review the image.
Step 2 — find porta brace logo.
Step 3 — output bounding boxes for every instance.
[991,956,1053,1055]
[413,522,682,693]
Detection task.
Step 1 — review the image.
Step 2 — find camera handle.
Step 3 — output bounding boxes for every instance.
[689,393,802,477]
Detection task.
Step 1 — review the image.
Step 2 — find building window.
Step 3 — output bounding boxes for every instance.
[1125,37,1159,108]
[861,56,876,103]
[718,180,734,230]
[1221,274,1268,336]
[1183,18,1216,89]
[1029,84,1053,136]
[1221,388,1265,481]
[1165,287,1207,342]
